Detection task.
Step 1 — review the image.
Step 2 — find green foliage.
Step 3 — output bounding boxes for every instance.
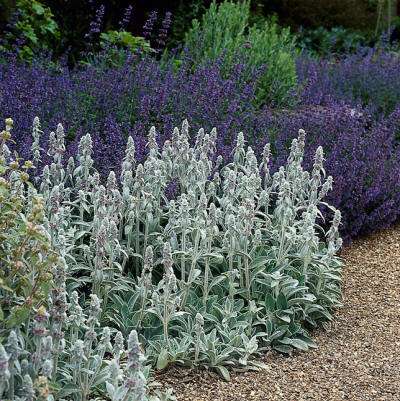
[0,118,57,331]
[247,20,298,107]
[185,1,250,65]
[168,0,210,49]
[100,30,152,55]
[0,118,174,401]
[297,26,369,57]
[0,0,60,60]
[183,0,298,107]
[89,30,154,68]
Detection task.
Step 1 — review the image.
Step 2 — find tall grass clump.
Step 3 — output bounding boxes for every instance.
[0,116,344,389]
[183,0,298,107]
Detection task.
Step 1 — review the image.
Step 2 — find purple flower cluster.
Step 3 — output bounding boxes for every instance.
[142,11,158,41]
[85,4,105,40]
[119,5,133,31]
[1,52,400,240]
[0,55,258,176]
[297,47,400,116]
[156,12,172,52]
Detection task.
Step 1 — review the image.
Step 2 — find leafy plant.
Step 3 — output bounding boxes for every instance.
[100,31,152,54]
[0,118,167,401]
[0,118,57,330]
[24,116,343,381]
[183,0,298,107]
[86,30,154,68]
[298,47,400,116]
[0,291,151,400]
[0,0,60,60]
[297,26,369,57]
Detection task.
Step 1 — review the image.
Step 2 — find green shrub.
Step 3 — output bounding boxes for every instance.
[297,26,370,57]
[183,0,298,107]
[0,118,56,331]
[0,0,60,60]
[81,30,154,68]
[100,30,152,55]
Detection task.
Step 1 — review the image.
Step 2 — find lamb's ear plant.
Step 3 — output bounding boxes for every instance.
[0,118,159,401]
[1,284,154,401]
[33,117,342,380]
[2,114,343,396]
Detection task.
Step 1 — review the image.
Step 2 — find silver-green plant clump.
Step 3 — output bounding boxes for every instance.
[0,117,342,398]
[0,119,155,401]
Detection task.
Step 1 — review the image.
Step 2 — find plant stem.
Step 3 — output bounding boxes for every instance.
[244,240,251,299]
[135,203,141,276]
[181,228,187,282]
[181,231,199,309]
[8,361,14,401]
[202,240,211,306]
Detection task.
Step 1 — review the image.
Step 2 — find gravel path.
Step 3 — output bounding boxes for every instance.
[159,226,400,401]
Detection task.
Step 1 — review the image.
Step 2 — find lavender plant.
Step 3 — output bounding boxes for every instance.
[25,117,343,379]
[2,51,397,240]
[297,47,400,116]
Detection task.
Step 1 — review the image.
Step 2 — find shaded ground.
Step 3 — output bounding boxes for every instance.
[158,226,400,401]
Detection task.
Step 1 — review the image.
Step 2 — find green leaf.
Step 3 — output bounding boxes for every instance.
[269,329,285,341]
[209,275,226,290]
[32,2,45,15]
[7,306,31,328]
[275,312,291,323]
[290,338,310,351]
[276,293,288,310]
[215,365,230,381]
[264,294,275,311]
[287,294,316,306]
[273,344,292,354]
[297,335,318,349]
[156,348,169,370]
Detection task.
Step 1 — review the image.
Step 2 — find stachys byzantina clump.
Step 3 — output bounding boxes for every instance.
[0,116,343,397]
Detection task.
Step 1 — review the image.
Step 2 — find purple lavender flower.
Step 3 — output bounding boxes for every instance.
[119,5,133,31]
[297,47,400,116]
[142,11,158,40]
[85,4,105,40]
[156,11,172,52]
